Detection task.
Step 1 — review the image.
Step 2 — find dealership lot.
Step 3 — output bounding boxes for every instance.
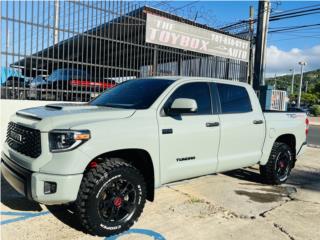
[1,147,320,240]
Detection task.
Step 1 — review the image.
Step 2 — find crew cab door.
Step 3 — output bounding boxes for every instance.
[216,83,265,172]
[157,81,220,184]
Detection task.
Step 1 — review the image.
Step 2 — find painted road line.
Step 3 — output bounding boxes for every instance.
[107,228,166,240]
[0,211,50,225]
[1,211,166,240]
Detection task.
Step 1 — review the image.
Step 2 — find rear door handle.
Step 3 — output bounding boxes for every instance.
[253,120,264,124]
[206,122,220,127]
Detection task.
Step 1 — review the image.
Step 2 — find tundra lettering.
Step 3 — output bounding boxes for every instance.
[176,156,196,162]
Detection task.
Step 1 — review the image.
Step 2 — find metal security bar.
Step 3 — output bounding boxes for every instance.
[1,1,249,102]
[271,90,287,111]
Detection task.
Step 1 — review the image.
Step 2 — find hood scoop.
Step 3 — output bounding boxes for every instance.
[45,104,63,110]
[16,111,42,121]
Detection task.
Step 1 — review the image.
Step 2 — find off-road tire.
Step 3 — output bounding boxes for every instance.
[260,142,293,185]
[76,158,146,237]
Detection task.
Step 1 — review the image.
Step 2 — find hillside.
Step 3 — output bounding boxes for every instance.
[265,69,320,94]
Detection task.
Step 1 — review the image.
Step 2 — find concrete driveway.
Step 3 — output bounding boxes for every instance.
[1,147,320,240]
[308,125,320,147]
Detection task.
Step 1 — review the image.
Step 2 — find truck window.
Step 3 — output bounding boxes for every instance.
[217,83,252,113]
[165,82,212,115]
[90,79,173,109]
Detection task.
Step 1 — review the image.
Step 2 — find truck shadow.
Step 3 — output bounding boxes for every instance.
[224,168,263,184]
[1,176,43,212]
[1,175,84,232]
[46,205,84,232]
[287,168,320,192]
[224,167,320,192]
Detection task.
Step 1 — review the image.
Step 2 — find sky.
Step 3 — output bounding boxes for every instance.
[146,0,320,76]
[1,0,319,78]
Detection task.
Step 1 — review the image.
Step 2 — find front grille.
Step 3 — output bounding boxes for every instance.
[6,122,41,158]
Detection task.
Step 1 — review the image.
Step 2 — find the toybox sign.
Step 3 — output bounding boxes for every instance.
[146,13,250,62]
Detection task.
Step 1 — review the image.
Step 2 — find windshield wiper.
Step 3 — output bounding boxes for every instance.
[95,103,134,109]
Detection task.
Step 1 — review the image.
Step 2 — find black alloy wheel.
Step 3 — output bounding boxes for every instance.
[97,177,137,224]
[275,149,291,182]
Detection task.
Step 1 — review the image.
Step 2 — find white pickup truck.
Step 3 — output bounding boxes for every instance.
[1,77,308,237]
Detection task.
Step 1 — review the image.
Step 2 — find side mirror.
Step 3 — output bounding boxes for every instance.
[166,98,198,115]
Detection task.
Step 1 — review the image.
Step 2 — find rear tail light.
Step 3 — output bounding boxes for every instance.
[70,80,116,89]
[70,80,90,86]
[305,117,309,136]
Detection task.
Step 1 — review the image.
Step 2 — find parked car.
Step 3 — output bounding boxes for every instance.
[2,77,308,237]
[1,76,28,87]
[28,75,47,99]
[1,76,29,99]
[287,107,311,116]
[33,68,116,101]
[32,68,90,100]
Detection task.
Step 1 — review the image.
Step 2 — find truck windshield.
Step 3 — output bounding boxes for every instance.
[90,79,173,109]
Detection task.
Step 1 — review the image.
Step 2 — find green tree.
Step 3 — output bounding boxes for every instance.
[301,92,318,105]
[311,82,320,98]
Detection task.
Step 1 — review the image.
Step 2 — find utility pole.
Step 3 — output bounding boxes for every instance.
[248,6,254,85]
[289,68,295,95]
[274,73,277,89]
[297,61,306,108]
[305,81,308,92]
[253,0,271,90]
[53,0,59,44]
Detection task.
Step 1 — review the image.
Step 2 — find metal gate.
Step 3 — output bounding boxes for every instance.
[271,90,287,111]
[1,1,249,102]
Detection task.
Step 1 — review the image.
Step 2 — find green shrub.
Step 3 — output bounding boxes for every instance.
[311,105,320,116]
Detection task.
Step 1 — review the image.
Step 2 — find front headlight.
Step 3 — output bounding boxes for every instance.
[49,130,91,152]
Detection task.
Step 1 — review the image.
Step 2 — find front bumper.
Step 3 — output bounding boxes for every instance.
[1,152,83,205]
[1,152,33,199]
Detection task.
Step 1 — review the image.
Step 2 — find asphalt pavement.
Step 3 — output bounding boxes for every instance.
[308,125,320,147]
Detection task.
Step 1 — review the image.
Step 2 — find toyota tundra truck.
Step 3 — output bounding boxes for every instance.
[1,77,308,237]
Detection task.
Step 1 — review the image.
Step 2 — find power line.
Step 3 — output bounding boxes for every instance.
[269,23,320,33]
[171,1,199,12]
[271,3,320,15]
[270,8,320,21]
[219,5,320,32]
[151,1,172,8]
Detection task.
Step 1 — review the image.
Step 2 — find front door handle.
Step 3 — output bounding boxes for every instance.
[206,122,220,127]
[253,120,264,124]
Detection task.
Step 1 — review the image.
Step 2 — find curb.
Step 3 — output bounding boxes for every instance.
[309,122,320,126]
[307,144,320,148]
[309,117,320,126]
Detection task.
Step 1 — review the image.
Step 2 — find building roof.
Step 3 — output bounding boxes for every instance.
[12,5,247,78]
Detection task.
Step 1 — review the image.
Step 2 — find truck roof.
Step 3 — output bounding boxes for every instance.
[146,76,250,87]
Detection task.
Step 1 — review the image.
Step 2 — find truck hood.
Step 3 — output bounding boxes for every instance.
[13,103,135,131]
